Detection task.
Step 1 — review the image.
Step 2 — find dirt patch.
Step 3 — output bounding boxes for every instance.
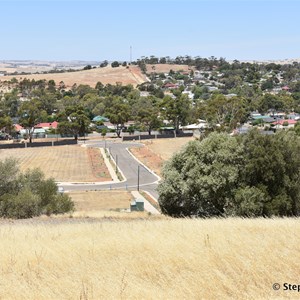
[0,145,111,182]
[87,148,111,180]
[130,146,164,176]
[144,137,194,160]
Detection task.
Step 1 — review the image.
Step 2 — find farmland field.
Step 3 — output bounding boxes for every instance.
[130,137,194,175]
[0,218,298,299]
[0,145,111,182]
[0,65,147,88]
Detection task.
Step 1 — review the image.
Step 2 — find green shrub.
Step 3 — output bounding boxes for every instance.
[158,130,300,218]
[0,159,74,219]
[0,189,41,219]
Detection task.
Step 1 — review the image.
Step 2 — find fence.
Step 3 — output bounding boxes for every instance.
[0,139,78,149]
[122,132,194,141]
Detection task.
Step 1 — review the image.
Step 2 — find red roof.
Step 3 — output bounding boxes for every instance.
[272,119,297,125]
[14,124,23,131]
[35,121,58,129]
[282,86,290,90]
[164,83,178,88]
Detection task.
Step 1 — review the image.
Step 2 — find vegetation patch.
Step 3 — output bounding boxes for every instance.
[0,158,74,219]
[159,130,300,218]
[130,146,163,176]
[0,218,297,299]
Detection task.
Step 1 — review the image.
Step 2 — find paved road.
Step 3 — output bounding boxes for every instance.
[60,140,160,199]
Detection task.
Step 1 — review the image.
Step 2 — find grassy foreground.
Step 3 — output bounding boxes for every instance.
[0,218,299,299]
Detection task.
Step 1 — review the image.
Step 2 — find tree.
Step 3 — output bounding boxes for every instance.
[239,130,300,216]
[159,93,191,133]
[100,60,108,68]
[133,97,161,135]
[104,97,130,137]
[0,116,14,136]
[83,65,92,70]
[158,133,244,217]
[101,128,107,138]
[203,94,247,130]
[1,89,19,117]
[0,159,74,219]
[18,99,42,143]
[158,130,300,218]
[58,106,90,140]
[111,61,120,68]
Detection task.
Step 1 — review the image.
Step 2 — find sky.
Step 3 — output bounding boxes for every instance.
[1,0,300,62]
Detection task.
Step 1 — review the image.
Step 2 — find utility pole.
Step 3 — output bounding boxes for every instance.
[137,165,140,191]
[130,46,132,64]
[115,155,118,173]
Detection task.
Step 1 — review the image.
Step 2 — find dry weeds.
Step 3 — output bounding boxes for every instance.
[0,145,111,182]
[69,190,132,212]
[0,218,298,299]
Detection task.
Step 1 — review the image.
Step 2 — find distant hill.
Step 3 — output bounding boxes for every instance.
[0,65,148,88]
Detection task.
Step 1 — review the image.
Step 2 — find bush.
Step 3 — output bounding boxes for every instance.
[0,159,74,219]
[0,189,41,219]
[158,130,300,218]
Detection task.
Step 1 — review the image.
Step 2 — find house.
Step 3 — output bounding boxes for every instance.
[272,119,297,129]
[163,83,179,89]
[140,91,150,97]
[14,124,24,131]
[181,119,208,130]
[287,113,300,120]
[35,121,58,130]
[182,91,194,99]
[92,116,109,123]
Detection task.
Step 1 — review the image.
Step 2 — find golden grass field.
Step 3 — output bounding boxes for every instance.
[0,65,147,88]
[0,217,298,299]
[67,190,161,219]
[0,145,111,182]
[70,190,132,212]
[130,137,194,176]
[144,137,194,160]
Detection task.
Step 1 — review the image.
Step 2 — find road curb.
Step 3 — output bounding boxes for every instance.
[100,147,120,182]
[126,147,161,183]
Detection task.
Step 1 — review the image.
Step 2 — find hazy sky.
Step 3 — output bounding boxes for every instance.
[1,0,299,61]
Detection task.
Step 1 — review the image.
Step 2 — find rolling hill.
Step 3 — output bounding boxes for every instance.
[0,65,148,88]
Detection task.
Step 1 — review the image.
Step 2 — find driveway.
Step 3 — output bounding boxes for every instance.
[60,140,160,199]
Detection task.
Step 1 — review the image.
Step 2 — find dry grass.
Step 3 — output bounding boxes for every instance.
[144,137,194,160]
[130,137,194,176]
[0,145,111,182]
[0,65,147,88]
[0,218,298,299]
[69,190,132,212]
[68,190,163,219]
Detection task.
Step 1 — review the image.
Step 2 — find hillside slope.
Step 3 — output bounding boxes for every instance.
[0,65,148,88]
